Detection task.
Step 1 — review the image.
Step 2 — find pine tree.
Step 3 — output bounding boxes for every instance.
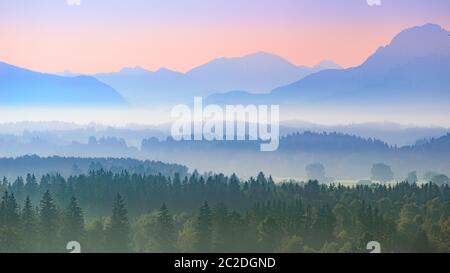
[155,203,176,252]
[25,174,38,203]
[61,196,85,244]
[212,203,230,252]
[0,191,20,226]
[228,174,241,206]
[195,201,212,252]
[21,196,38,252]
[39,190,60,252]
[0,178,8,193]
[106,194,130,252]
[12,177,25,204]
[0,191,21,252]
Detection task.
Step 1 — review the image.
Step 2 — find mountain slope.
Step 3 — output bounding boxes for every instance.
[0,62,126,106]
[95,67,187,105]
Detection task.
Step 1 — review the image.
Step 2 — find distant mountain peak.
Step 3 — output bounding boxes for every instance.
[390,23,449,46]
[188,51,299,73]
[93,52,344,103]
[313,60,342,70]
[363,23,450,69]
[242,51,291,60]
[398,23,446,36]
[245,51,278,57]
[155,67,181,75]
[119,66,151,75]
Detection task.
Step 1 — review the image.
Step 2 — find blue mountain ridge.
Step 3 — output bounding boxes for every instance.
[94,52,340,105]
[208,23,450,107]
[0,62,126,106]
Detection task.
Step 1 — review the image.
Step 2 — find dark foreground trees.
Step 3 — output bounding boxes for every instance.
[0,170,449,253]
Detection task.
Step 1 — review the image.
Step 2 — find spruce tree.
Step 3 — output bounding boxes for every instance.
[155,203,176,252]
[106,194,130,252]
[12,177,25,205]
[61,196,85,244]
[25,174,38,203]
[0,191,20,252]
[0,191,20,226]
[195,201,212,252]
[39,190,60,252]
[212,203,230,252]
[21,196,38,252]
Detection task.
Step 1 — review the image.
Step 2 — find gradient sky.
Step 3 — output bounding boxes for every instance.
[0,0,449,74]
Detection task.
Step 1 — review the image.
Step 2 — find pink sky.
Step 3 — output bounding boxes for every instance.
[0,0,449,74]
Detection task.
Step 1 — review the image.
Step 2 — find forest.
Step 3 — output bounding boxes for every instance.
[0,155,188,179]
[140,132,450,178]
[0,169,449,253]
[3,131,450,179]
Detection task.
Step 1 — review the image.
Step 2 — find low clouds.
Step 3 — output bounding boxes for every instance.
[367,0,382,6]
[66,0,81,6]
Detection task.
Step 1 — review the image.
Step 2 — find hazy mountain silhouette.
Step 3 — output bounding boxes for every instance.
[0,62,126,106]
[185,52,336,93]
[94,52,340,105]
[95,66,188,105]
[313,60,342,70]
[210,24,450,107]
[271,23,450,104]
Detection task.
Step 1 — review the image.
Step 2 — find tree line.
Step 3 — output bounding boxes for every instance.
[0,170,449,253]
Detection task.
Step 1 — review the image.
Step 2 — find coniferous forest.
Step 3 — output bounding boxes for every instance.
[0,169,449,253]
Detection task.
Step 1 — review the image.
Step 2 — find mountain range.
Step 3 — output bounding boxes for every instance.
[0,62,126,106]
[93,52,341,105]
[1,23,449,109]
[209,23,450,107]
